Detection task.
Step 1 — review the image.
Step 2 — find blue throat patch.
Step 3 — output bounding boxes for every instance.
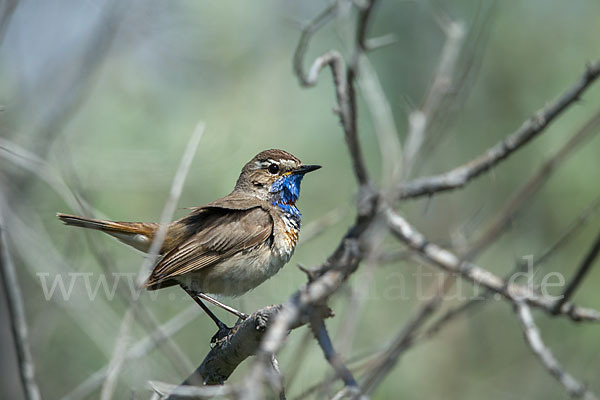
[269,173,304,221]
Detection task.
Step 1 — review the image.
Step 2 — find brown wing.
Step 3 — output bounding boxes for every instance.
[144,206,273,288]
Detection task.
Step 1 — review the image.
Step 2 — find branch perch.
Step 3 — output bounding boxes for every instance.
[166,305,331,399]
[515,302,598,400]
[398,60,600,199]
[385,207,600,322]
[553,228,600,313]
[0,212,42,400]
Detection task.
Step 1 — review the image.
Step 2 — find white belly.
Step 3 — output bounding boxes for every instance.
[180,240,294,297]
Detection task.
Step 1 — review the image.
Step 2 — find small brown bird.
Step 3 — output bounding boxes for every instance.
[57,149,320,333]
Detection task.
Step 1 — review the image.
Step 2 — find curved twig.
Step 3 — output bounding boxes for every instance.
[515,301,598,400]
[0,212,42,400]
[398,60,600,199]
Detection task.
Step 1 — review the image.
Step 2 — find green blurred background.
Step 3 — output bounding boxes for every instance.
[1,0,600,399]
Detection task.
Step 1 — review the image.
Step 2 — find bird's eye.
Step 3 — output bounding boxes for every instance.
[268,164,279,174]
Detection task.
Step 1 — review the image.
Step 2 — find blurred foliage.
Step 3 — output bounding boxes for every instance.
[1,0,600,399]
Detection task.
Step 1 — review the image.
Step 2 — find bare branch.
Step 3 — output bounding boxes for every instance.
[393,113,600,356]
[279,330,312,393]
[385,207,600,322]
[357,54,402,189]
[301,49,370,186]
[553,228,600,313]
[383,203,600,366]
[22,0,124,159]
[310,317,359,391]
[270,354,286,400]
[234,3,382,394]
[402,20,466,180]
[515,302,598,400]
[416,196,600,344]
[0,140,196,390]
[293,3,337,87]
[100,309,135,400]
[169,305,330,394]
[63,306,199,400]
[363,33,398,51]
[137,121,206,285]
[101,122,205,399]
[294,4,373,187]
[150,380,235,399]
[360,274,455,394]
[0,211,42,400]
[0,138,102,216]
[467,108,600,258]
[398,60,600,199]
[243,213,376,399]
[534,196,600,268]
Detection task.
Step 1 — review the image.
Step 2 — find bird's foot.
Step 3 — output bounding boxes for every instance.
[210,321,233,346]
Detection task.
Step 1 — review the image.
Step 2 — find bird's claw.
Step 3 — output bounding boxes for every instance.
[210,323,232,346]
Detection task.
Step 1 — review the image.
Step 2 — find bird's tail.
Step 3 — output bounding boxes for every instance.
[57,213,158,253]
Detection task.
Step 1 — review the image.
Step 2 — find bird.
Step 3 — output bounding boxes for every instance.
[57,149,321,337]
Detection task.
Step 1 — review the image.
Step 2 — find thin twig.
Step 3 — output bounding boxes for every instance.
[1,138,194,382]
[535,196,600,267]
[101,122,205,399]
[294,4,372,188]
[553,228,600,313]
[385,207,600,322]
[310,317,359,390]
[56,143,195,379]
[359,273,455,394]
[280,329,312,393]
[241,2,382,396]
[137,122,205,285]
[467,108,600,257]
[0,138,102,216]
[244,215,375,399]
[20,0,124,159]
[100,308,135,400]
[396,112,600,352]
[293,3,337,87]
[349,22,469,365]
[401,20,466,180]
[0,210,42,400]
[398,59,600,199]
[334,228,385,358]
[515,301,598,400]
[357,54,402,190]
[270,354,286,400]
[62,306,198,400]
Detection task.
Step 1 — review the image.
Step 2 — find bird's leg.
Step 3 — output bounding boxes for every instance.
[196,292,248,321]
[180,285,247,344]
[180,285,229,332]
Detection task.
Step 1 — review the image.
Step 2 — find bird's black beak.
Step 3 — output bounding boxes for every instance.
[293,164,322,175]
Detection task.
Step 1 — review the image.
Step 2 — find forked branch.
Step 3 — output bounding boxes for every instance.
[398,60,600,199]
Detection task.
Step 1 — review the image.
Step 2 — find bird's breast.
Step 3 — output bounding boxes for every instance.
[272,213,300,260]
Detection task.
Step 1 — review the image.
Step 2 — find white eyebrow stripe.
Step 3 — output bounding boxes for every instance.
[254,160,270,168]
[279,159,296,168]
[255,158,297,169]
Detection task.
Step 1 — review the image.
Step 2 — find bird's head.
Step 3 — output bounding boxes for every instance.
[235,149,321,207]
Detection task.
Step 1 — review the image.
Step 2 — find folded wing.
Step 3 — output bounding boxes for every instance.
[144,206,272,289]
